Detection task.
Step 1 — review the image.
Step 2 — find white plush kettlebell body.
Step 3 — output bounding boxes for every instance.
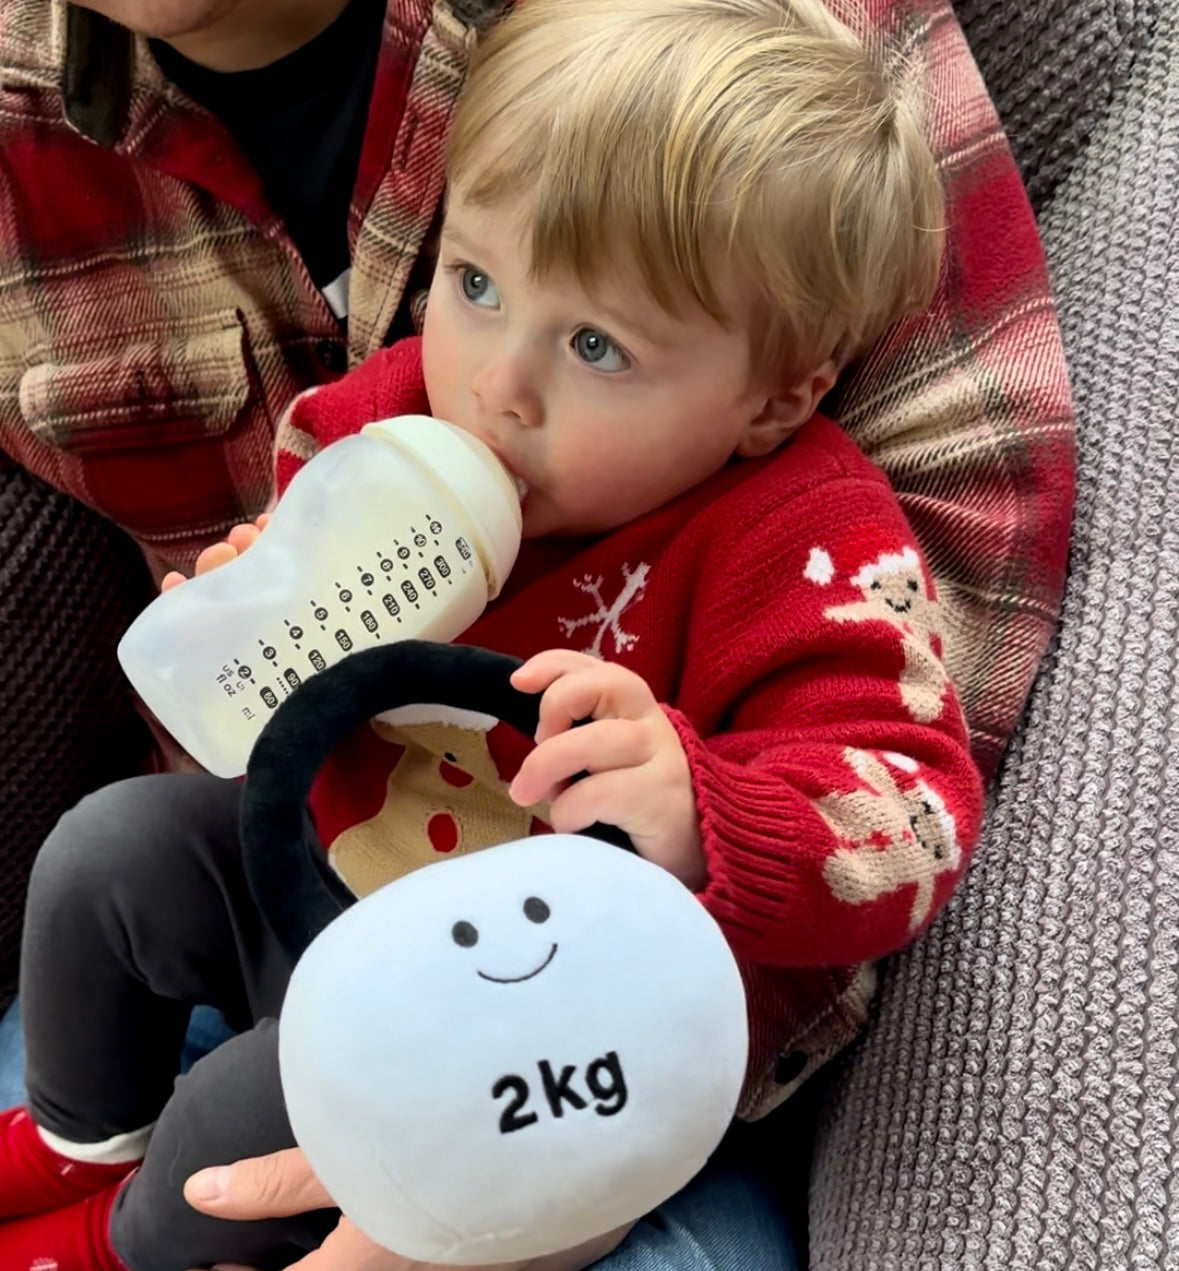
[279,834,748,1264]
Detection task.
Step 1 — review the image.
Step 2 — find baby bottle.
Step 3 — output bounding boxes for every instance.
[117,416,523,779]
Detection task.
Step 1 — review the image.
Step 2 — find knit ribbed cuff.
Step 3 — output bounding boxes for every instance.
[664,706,825,965]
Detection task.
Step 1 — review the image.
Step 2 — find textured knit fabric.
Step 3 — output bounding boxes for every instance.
[807,1,1179,1265]
[954,0,1159,211]
[275,337,984,1119]
[274,335,430,490]
[0,467,153,1003]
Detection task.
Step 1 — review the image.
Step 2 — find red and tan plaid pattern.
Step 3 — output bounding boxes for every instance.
[0,0,1074,1105]
[0,0,472,580]
[830,0,1076,780]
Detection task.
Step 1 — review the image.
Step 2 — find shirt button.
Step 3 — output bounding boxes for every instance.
[316,340,347,373]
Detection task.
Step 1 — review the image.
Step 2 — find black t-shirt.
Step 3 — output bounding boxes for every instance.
[151,0,386,313]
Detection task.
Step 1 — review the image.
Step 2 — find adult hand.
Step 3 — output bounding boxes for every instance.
[183,1146,633,1271]
[508,649,706,888]
[160,512,271,591]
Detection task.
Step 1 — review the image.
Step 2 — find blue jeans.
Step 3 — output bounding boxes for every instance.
[0,997,804,1269]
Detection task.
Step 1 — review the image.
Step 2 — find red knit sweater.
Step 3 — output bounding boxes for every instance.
[277,337,983,1114]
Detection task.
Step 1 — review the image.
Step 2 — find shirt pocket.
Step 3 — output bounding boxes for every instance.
[19,310,250,453]
[17,310,268,542]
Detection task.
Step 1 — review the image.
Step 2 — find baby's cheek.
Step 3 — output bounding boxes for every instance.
[421,312,460,419]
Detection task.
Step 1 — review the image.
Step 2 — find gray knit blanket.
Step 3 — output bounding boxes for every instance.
[809,3,1179,1267]
[953,0,1159,211]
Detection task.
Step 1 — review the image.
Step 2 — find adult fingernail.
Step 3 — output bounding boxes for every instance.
[188,1166,230,1201]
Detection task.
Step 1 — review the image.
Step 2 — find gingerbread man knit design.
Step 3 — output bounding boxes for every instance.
[815,747,962,932]
[329,710,549,898]
[807,545,949,723]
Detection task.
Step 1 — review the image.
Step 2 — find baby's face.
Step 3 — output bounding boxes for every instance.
[422,194,780,539]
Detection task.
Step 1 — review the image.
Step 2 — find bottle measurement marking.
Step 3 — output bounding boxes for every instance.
[217,522,478,718]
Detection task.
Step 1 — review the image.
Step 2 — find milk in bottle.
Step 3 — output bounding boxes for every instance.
[117,416,523,778]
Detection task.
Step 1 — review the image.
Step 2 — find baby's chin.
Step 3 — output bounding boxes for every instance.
[521,498,577,540]
[521,503,627,541]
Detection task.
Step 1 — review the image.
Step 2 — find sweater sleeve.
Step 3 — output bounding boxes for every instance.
[273,336,430,496]
[670,466,984,969]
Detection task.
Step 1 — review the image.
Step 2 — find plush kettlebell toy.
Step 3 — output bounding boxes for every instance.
[241,641,748,1265]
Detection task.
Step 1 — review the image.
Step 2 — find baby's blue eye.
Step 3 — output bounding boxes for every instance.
[572,328,629,372]
[460,266,500,308]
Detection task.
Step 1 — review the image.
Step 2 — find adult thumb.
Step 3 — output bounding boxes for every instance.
[183,1147,334,1220]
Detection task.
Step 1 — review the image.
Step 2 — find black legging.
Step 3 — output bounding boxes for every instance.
[21,773,335,1270]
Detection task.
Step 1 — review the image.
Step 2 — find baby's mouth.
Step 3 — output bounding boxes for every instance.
[513,474,530,502]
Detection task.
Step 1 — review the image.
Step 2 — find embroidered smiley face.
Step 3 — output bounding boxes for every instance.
[871,570,922,616]
[451,896,558,983]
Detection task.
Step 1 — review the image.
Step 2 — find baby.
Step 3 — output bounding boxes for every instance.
[0,1,982,1269]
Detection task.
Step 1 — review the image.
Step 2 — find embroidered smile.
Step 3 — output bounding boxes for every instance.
[477,943,559,984]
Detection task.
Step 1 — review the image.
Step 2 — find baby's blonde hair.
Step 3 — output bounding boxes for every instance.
[447,0,945,384]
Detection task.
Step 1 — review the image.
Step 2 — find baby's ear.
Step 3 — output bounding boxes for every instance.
[736,360,839,458]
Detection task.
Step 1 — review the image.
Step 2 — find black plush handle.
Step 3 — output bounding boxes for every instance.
[241,641,633,964]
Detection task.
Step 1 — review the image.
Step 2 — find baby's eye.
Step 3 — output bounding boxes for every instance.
[571,327,629,372]
[459,266,500,309]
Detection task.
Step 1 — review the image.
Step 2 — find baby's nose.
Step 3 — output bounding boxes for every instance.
[471,353,543,429]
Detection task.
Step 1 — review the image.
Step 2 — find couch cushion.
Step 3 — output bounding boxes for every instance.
[0,467,152,1000]
[809,1,1179,1263]
[954,0,1159,210]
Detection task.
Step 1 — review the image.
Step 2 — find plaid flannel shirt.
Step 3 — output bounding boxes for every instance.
[0,0,1074,1106]
[0,0,471,576]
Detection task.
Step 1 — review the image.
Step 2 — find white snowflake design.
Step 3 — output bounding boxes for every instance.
[557,563,650,657]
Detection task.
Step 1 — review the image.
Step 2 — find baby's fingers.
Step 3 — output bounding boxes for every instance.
[193,541,240,576]
[162,513,269,591]
[544,768,642,839]
[225,522,263,553]
[535,668,657,744]
[509,718,648,807]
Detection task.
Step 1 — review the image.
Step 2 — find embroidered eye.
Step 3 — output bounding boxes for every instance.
[908,579,920,592]
[572,327,629,372]
[523,897,551,923]
[452,921,479,948]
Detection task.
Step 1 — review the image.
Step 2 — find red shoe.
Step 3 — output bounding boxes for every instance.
[0,1109,139,1220]
[0,1180,129,1270]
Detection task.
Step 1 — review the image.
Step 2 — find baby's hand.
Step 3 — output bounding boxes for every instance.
[160,513,271,592]
[508,650,705,889]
